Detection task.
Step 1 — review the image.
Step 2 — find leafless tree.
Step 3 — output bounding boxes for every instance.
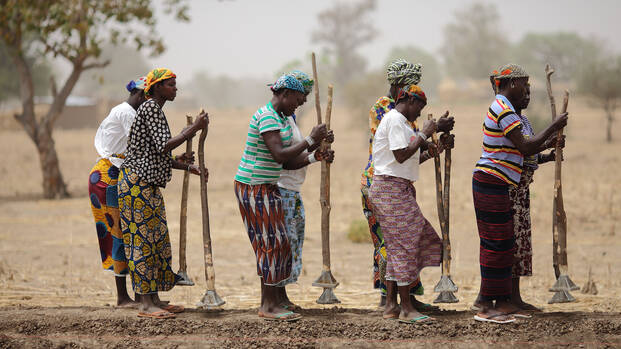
[312,0,377,87]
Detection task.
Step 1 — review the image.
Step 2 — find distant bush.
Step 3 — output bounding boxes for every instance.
[347,219,372,243]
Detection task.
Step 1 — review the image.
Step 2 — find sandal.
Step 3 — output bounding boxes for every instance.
[398,315,434,324]
[414,303,440,312]
[508,309,532,319]
[162,304,185,313]
[260,311,302,322]
[282,304,301,311]
[473,313,515,324]
[137,310,175,319]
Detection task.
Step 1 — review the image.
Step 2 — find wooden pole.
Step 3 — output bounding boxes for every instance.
[178,115,193,274]
[442,146,452,276]
[311,53,339,303]
[198,111,215,291]
[544,64,561,278]
[196,109,225,308]
[312,52,322,125]
[320,85,333,272]
[555,91,569,274]
[427,114,446,239]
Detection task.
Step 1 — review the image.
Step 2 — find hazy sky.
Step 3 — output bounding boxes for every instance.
[151,0,621,80]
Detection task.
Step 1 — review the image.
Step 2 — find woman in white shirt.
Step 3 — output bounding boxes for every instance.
[88,77,147,306]
[369,84,452,324]
[275,70,334,310]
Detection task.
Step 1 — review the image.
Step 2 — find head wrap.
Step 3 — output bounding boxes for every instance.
[490,63,529,89]
[144,68,176,96]
[386,59,422,86]
[268,74,305,94]
[289,70,314,95]
[125,76,147,92]
[395,84,427,104]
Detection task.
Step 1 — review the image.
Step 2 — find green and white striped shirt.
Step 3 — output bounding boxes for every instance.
[235,102,293,185]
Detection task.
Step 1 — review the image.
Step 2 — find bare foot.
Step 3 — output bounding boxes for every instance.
[410,296,439,312]
[496,301,531,318]
[494,301,521,314]
[379,295,387,308]
[259,304,300,321]
[399,309,434,323]
[382,303,401,319]
[116,299,139,308]
[474,309,515,323]
[512,300,542,312]
[139,302,165,315]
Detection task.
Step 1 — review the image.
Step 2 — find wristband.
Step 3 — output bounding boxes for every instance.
[418,131,429,141]
[187,164,191,172]
[307,153,318,164]
[305,135,315,148]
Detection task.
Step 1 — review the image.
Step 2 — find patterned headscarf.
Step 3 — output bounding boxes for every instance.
[395,84,427,104]
[268,74,305,94]
[289,70,314,95]
[125,76,147,92]
[490,63,529,89]
[144,68,176,97]
[386,59,423,86]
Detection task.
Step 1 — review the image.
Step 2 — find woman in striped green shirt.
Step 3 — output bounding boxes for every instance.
[234,74,331,321]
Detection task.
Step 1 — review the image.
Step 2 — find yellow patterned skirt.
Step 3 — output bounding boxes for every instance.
[118,167,179,294]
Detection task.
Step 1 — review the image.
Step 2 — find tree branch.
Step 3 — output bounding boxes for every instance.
[83,59,110,70]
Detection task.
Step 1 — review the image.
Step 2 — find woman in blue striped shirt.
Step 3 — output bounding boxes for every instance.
[472,64,568,323]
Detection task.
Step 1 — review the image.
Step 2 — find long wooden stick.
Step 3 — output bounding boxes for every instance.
[555,91,569,275]
[427,114,447,241]
[178,115,193,273]
[197,110,216,291]
[544,64,569,278]
[312,52,322,125]
[442,146,452,276]
[319,85,333,272]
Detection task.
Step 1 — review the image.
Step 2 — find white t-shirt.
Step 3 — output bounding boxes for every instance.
[94,102,137,168]
[278,116,307,192]
[372,109,420,181]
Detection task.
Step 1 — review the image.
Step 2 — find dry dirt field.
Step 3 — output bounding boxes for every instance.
[0,95,620,348]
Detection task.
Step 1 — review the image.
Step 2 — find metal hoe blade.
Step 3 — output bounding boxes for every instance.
[175,270,195,286]
[548,290,576,303]
[313,270,340,304]
[549,274,579,292]
[548,274,578,304]
[434,291,459,303]
[316,287,341,304]
[433,275,459,303]
[196,290,225,309]
[312,270,339,289]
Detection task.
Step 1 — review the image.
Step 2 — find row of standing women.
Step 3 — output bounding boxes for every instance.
[89,60,567,323]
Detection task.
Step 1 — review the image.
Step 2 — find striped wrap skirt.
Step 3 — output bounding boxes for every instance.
[472,171,516,301]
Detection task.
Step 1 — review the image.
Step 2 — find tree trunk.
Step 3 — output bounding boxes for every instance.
[606,110,613,143]
[36,125,69,199]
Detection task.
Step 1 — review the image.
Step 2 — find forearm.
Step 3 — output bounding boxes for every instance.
[270,139,310,164]
[394,135,426,163]
[163,125,199,154]
[512,127,555,156]
[283,152,313,170]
